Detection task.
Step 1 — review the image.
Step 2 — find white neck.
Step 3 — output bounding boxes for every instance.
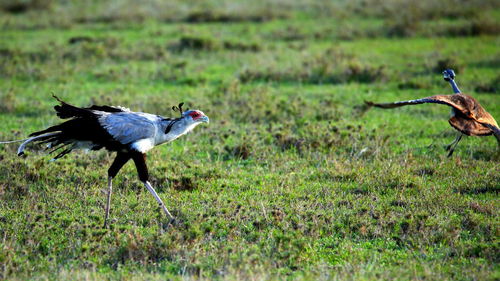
[156,118,198,145]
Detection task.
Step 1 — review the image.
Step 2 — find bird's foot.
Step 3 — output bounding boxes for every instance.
[102,218,117,229]
[159,218,178,232]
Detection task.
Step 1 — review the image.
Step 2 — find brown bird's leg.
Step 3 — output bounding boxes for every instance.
[445,133,463,157]
[104,152,131,228]
[483,123,500,146]
[131,152,175,223]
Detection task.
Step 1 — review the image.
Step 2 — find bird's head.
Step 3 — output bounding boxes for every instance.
[443,69,456,82]
[172,102,209,125]
[183,110,209,124]
[164,103,209,135]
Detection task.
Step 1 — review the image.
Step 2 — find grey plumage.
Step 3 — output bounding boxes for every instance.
[99,112,160,146]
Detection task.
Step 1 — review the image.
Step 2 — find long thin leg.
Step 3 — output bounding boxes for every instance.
[144,181,174,220]
[445,133,463,157]
[131,152,174,221]
[104,152,131,228]
[104,177,113,228]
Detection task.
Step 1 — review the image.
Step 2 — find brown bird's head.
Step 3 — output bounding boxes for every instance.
[443,69,456,82]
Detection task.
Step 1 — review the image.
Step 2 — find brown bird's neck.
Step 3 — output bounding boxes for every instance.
[447,79,461,94]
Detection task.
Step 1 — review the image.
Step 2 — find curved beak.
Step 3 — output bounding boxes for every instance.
[200,116,209,124]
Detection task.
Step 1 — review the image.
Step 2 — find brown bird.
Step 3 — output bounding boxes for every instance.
[365,70,499,156]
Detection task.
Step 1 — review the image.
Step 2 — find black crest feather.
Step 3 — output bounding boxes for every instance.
[172,102,185,117]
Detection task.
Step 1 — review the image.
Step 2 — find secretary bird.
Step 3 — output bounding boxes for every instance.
[365,70,499,156]
[2,96,209,227]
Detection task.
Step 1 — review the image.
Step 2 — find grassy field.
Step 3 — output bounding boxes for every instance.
[0,0,499,280]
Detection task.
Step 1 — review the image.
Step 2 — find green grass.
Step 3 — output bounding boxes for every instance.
[0,0,499,280]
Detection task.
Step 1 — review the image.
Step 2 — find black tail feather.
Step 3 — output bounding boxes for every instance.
[53,95,94,119]
[52,148,72,160]
[22,96,130,159]
[29,123,65,137]
[53,95,128,119]
[47,142,70,154]
[87,105,126,113]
